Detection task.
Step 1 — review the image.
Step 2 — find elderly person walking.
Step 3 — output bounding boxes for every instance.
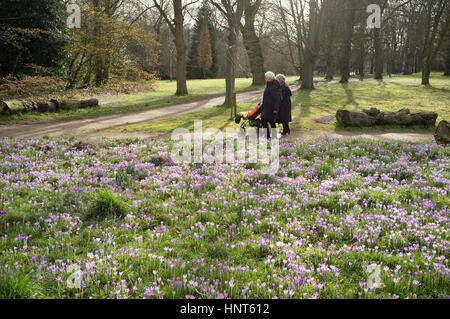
[276,74,292,136]
[260,71,281,139]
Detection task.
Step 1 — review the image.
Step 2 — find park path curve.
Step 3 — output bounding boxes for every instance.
[0,79,356,138]
[0,87,271,138]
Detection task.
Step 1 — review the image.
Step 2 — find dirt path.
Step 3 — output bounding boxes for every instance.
[0,77,434,142]
[0,79,358,138]
[0,84,290,138]
[0,89,266,138]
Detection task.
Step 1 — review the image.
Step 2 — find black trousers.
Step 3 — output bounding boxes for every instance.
[282,122,290,134]
[261,118,277,139]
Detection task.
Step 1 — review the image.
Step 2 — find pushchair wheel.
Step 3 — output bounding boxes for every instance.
[235,113,243,124]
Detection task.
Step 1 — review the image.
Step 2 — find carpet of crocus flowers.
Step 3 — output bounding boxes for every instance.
[0,136,448,299]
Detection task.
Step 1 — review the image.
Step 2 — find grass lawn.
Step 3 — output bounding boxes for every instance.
[0,137,448,298]
[111,73,449,134]
[0,77,298,123]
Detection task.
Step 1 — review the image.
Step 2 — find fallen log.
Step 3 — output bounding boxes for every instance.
[0,101,8,115]
[336,110,376,127]
[78,98,99,109]
[337,108,438,128]
[0,100,36,115]
[60,99,98,110]
[59,100,79,110]
[434,120,450,145]
[37,99,59,113]
[1,98,99,115]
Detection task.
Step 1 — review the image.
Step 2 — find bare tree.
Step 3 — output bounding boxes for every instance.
[321,0,338,80]
[241,0,265,86]
[419,0,449,85]
[299,0,325,89]
[211,0,244,115]
[274,0,302,78]
[353,2,372,79]
[372,0,387,80]
[153,0,199,95]
[339,0,357,83]
[370,0,416,80]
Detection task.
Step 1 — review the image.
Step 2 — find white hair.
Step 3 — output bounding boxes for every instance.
[265,71,275,80]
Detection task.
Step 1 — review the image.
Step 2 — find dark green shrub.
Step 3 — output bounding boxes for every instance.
[115,167,133,188]
[0,270,39,299]
[149,155,171,166]
[125,164,135,175]
[84,190,128,221]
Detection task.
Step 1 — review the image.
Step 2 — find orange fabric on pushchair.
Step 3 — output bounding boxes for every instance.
[241,104,260,119]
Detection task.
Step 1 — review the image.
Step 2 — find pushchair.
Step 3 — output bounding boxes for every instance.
[234,103,263,137]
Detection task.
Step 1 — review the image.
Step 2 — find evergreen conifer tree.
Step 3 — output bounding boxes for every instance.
[187,1,218,79]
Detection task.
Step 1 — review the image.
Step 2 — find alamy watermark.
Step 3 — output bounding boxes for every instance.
[65,3,380,30]
[67,1,81,29]
[365,264,385,289]
[367,4,381,29]
[170,121,280,175]
[66,263,83,289]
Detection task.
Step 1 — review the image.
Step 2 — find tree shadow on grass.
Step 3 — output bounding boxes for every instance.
[292,89,312,119]
[374,79,387,86]
[163,105,234,133]
[386,80,450,95]
[419,85,449,94]
[341,83,359,108]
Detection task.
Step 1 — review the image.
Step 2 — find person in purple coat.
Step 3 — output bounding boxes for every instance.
[260,71,281,139]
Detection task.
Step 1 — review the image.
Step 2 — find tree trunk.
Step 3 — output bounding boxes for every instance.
[403,61,411,75]
[169,49,173,81]
[325,59,334,80]
[340,0,356,83]
[402,11,414,76]
[414,52,420,73]
[301,0,321,90]
[444,44,450,76]
[403,49,412,75]
[323,0,336,81]
[242,0,265,86]
[419,0,449,85]
[302,51,316,89]
[374,28,383,80]
[357,38,366,78]
[215,0,244,115]
[93,0,105,87]
[174,0,188,95]
[421,61,431,85]
[224,29,237,109]
[242,24,265,86]
[358,54,365,78]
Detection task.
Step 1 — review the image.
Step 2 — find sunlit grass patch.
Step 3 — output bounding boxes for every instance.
[111,74,449,134]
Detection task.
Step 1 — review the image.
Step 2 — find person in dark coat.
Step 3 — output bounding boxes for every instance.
[276,74,292,136]
[260,71,281,139]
